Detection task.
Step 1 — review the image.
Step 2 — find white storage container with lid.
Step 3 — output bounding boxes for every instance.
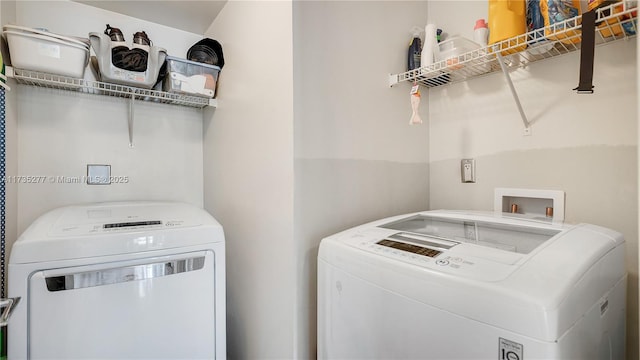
[3,25,90,78]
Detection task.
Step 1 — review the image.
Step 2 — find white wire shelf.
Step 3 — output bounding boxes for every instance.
[6,66,217,108]
[390,0,638,88]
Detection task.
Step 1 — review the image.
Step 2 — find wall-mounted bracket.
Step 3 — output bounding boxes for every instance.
[128,91,134,148]
[495,52,530,133]
[389,73,400,87]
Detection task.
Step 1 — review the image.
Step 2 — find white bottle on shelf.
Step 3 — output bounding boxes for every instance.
[473,19,489,46]
[421,23,437,69]
[473,19,491,74]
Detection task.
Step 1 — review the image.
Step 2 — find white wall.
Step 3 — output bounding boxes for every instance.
[428,2,638,359]
[16,90,204,232]
[203,1,296,358]
[205,1,429,358]
[9,1,205,242]
[292,1,429,357]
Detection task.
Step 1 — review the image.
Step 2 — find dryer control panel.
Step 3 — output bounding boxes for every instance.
[47,203,205,237]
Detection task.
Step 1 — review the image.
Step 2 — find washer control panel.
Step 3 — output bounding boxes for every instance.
[344,229,487,274]
[376,239,441,258]
[332,213,539,282]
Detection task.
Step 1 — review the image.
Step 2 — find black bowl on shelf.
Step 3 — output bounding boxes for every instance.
[187,38,224,68]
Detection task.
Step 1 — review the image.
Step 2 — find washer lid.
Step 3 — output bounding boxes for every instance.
[379,213,561,256]
[10,201,224,264]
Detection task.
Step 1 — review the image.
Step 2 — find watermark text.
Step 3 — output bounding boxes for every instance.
[3,175,129,184]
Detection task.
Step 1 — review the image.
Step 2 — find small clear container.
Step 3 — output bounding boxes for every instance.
[436,37,481,70]
[162,56,220,98]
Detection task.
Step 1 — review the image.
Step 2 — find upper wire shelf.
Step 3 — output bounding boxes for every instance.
[390,0,638,88]
[6,67,216,108]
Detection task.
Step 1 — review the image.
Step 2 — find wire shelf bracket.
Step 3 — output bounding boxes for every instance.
[496,52,530,134]
[128,91,135,147]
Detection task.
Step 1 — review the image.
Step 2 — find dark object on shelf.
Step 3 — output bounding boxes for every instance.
[574,10,596,94]
[407,34,421,71]
[102,24,152,73]
[187,38,224,68]
[111,48,149,72]
[133,31,151,46]
[104,24,124,42]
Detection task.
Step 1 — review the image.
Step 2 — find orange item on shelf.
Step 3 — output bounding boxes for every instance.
[488,0,527,55]
[587,0,616,11]
[592,1,636,38]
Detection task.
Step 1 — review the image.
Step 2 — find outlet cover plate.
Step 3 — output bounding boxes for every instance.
[87,164,111,185]
[461,159,475,183]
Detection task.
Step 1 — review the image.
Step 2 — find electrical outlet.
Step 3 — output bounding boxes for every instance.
[461,159,475,183]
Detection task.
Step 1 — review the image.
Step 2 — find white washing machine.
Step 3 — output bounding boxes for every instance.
[8,201,226,360]
[318,210,626,360]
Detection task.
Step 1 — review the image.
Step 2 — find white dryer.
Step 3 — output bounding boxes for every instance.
[8,201,225,360]
[318,210,626,360]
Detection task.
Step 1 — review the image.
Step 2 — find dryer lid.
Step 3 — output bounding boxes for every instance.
[47,201,205,237]
[10,201,223,264]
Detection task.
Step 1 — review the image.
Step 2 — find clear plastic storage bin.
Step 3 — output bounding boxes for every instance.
[436,37,481,70]
[162,56,220,98]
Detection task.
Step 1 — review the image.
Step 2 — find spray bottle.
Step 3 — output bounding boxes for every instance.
[421,24,437,69]
[407,26,422,71]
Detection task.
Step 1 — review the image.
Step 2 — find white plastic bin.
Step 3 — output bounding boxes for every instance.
[3,25,89,78]
[89,32,166,89]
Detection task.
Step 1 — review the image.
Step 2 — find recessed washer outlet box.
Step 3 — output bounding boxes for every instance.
[494,188,565,223]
